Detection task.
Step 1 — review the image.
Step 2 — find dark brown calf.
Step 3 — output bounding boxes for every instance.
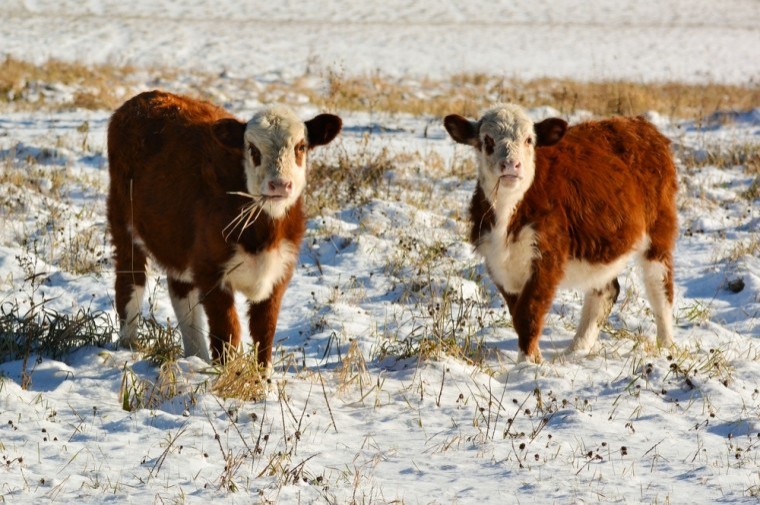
[107,91,341,372]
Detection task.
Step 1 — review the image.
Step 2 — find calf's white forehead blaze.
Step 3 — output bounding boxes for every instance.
[243,105,308,218]
[479,105,535,147]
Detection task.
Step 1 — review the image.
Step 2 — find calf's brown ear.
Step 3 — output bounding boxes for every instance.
[212,118,246,150]
[443,115,481,148]
[534,118,567,147]
[306,114,343,148]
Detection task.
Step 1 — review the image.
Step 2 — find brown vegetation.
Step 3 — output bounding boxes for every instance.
[2,56,758,121]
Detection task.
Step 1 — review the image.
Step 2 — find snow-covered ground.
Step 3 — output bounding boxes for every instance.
[1,1,759,504]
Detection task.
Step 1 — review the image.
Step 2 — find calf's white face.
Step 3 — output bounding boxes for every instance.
[210,105,341,220]
[244,106,309,219]
[477,106,539,203]
[444,104,567,209]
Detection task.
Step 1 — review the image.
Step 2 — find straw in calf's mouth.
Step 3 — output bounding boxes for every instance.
[489,179,500,202]
[222,191,269,241]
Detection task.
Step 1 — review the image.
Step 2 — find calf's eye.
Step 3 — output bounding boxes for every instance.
[249,143,262,165]
[483,135,495,155]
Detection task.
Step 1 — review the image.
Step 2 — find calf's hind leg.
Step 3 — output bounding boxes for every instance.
[641,255,675,348]
[567,278,621,354]
[641,194,677,348]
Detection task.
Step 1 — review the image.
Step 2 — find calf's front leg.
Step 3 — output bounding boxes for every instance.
[202,288,241,362]
[509,257,563,363]
[248,279,289,376]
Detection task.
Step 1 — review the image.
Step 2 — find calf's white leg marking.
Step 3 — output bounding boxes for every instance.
[169,286,210,361]
[569,283,617,353]
[641,259,674,347]
[119,285,144,348]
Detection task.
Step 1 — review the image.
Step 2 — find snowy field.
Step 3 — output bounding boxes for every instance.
[1,1,759,503]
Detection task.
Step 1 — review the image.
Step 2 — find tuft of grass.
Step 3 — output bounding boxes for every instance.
[677,300,713,326]
[135,317,184,367]
[119,359,189,412]
[211,348,270,402]
[0,300,114,364]
[421,284,490,366]
[57,222,109,275]
[725,238,760,263]
[0,298,115,391]
[747,483,760,499]
[707,236,760,279]
[306,133,397,214]
[742,178,760,201]
[662,343,735,389]
[335,339,371,396]
[378,280,497,369]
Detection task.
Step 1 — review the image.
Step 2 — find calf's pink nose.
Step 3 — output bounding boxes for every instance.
[267,179,293,196]
[500,159,521,173]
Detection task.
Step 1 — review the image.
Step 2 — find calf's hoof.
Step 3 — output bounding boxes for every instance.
[517,348,543,364]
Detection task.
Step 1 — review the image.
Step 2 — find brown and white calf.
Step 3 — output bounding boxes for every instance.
[444,104,677,363]
[107,90,342,371]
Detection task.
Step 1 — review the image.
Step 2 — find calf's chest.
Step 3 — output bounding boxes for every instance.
[476,225,538,294]
[222,239,299,302]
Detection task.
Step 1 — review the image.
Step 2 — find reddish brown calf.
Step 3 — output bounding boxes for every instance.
[107,91,341,371]
[444,104,677,363]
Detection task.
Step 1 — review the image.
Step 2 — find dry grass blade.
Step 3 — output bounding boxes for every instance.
[222,192,267,242]
[488,181,500,204]
[148,425,188,479]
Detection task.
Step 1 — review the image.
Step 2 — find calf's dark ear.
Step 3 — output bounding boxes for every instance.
[443,115,481,148]
[212,118,246,150]
[534,118,567,147]
[306,114,342,148]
